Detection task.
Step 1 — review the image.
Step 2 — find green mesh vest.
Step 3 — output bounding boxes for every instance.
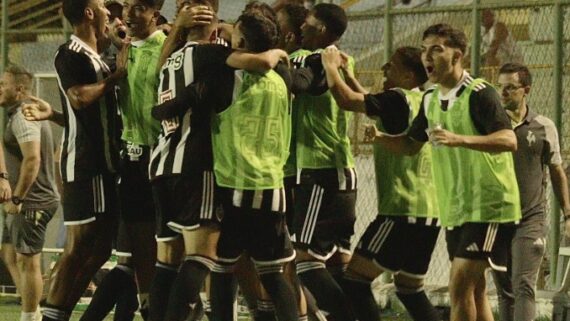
[120,31,165,146]
[284,48,313,177]
[375,88,438,218]
[212,69,291,189]
[295,50,355,170]
[426,78,521,227]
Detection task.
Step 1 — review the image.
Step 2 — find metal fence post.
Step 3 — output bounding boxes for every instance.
[551,0,564,288]
[470,0,481,77]
[384,0,393,63]
[1,0,8,72]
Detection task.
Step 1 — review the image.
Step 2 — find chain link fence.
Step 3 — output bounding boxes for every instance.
[340,1,570,292]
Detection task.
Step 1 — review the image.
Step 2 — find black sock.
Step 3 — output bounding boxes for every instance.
[258,271,299,321]
[340,277,380,321]
[210,264,238,321]
[79,265,136,321]
[396,289,440,321]
[164,256,213,321]
[42,304,71,321]
[256,299,276,321]
[297,262,354,321]
[149,261,178,321]
[113,271,139,321]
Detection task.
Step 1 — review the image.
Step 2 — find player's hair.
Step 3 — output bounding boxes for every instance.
[237,12,279,53]
[4,64,33,91]
[179,0,218,12]
[396,46,428,84]
[139,0,165,9]
[279,4,308,44]
[422,23,467,55]
[63,0,91,26]
[243,1,277,25]
[312,3,347,40]
[499,63,532,87]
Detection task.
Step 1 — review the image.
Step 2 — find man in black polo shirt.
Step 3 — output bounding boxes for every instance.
[42,0,126,320]
[492,63,570,321]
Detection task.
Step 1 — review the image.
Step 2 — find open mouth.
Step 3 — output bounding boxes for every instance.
[426,65,435,74]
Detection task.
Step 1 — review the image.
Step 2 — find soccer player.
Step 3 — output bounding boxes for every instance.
[492,63,570,321]
[0,65,60,321]
[367,24,521,321]
[152,10,299,321]
[42,0,125,320]
[148,4,290,321]
[291,4,357,321]
[76,1,165,320]
[322,45,441,321]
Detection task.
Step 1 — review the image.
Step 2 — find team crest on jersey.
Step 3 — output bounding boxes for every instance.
[162,118,179,135]
[164,52,184,70]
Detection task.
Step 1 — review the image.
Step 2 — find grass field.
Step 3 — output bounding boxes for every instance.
[0,295,414,321]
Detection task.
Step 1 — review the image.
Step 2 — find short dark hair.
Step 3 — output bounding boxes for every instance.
[139,0,165,9]
[499,62,532,87]
[243,1,277,25]
[280,4,308,43]
[396,46,428,84]
[237,12,279,53]
[4,64,33,90]
[312,3,347,40]
[178,0,218,12]
[422,23,467,55]
[63,0,91,26]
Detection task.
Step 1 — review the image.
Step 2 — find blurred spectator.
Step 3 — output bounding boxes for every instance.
[481,9,523,67]
[273,0,315,11]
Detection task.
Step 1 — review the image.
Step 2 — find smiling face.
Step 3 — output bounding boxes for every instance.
[497,72,527,111]
[421,35,461,85]
[300,13,324,50]
[90,0,111,41]
[123,0,158,40]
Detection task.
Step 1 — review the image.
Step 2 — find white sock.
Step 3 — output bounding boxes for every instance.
[20,311,36,321]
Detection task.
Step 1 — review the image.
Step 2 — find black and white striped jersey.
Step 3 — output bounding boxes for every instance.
[54,35,121,183]
[149,42,234,180]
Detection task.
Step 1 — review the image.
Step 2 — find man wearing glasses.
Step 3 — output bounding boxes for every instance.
[492,62,570,321]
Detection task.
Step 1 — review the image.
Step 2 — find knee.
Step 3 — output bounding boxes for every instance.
[16,254,39,272]
[157,240,184,265]
[394,275,424,293]
[513,276,536,299]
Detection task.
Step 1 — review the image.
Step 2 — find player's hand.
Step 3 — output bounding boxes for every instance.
[115,44,129,78]
[364,124,382,143]
[430,128,463,147]
[266,49,290,68]
[0,179,11,203]
[175,4,214,28]
[22,96,53,121]
[321,45,342,70]
[339,51,354,78]
[4,201,21,215]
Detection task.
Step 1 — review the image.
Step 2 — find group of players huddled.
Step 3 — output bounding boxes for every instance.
[5,0,569,321]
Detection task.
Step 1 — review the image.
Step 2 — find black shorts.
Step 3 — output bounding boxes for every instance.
[118,143,155,223]
[2,207,57,254]
[62,174,119,226]
[216,188,295,267]
[293,168,357,260]
[152,171,222,242]
[356,215,440,278]
[446,222,515,272]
